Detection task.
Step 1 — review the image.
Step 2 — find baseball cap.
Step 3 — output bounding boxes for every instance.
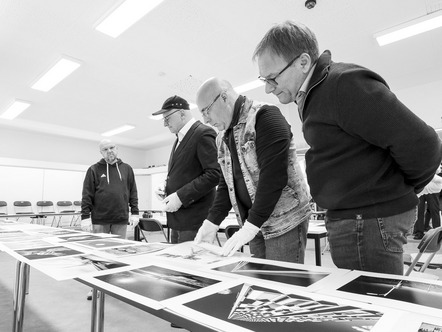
[152,95,190,115]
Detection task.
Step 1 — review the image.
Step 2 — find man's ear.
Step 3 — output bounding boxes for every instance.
[299,53,313,73]
[221,91,227,102]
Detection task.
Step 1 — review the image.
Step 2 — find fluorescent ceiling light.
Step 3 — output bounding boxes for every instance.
[32,57,81,92]
[96,0,164,38]
[102,124,135,137]
[234,79,264,93]
[0,100,31,120]
[375,10,442,46]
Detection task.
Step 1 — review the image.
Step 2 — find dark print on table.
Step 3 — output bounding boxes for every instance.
[101,243,170,256]
[74,238,129,249]
[30,228,80,236]
[213,261,330,287]
[184,283,383,332]
[15,246,83,260]
[338,275,442,310]
[56,234,106,242]
[419,322,442,332]
[95,265,221,302]
[33,254,129,280]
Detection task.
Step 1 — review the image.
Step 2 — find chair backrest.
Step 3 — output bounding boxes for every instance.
[224,225,241,239]
[13,201,34,214]
[405,226,442,275]
[56,201,75,213]
[73,200,81,211]
[138,218,168,242]
[36,201,55,213]
[0,201,7,214]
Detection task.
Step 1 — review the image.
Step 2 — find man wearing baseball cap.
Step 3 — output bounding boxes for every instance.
[152,95,220,244]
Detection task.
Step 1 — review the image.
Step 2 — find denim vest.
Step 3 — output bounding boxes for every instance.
[217,98,311,239]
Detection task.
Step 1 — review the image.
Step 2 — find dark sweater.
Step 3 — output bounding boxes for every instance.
[81,158,139,224]
[208,97,292,228]
[302,51,442,219]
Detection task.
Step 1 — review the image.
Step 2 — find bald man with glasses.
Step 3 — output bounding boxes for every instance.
[194,78,312,262]
[152,95,220,244]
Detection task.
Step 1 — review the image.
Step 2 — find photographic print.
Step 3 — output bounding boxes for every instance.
[205,257,350,292]
[83,263,228,310]
[33,253,129,280]
[320,271,442,318]
[338,275,442,310]
[100,243,170,257]
[168,279,401,332]
[54,233,108,242]
[151,241,249,266]
[15,245,83,260]
[213,260,329,286]
[74,238,132,249]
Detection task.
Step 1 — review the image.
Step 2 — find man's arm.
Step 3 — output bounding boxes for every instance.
[81,166,95,220]
[127,165,139,215]
[246,106,292,228]
[176,128,221,207]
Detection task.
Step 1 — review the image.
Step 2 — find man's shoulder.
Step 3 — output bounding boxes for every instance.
[193,121,217,136]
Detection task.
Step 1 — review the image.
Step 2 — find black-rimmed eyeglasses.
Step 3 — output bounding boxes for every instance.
[258,53,302,87]
[201,92,221,118]
[163,109,181,126]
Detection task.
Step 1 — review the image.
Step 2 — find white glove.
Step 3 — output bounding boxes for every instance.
[80,218,92,232]
[154,184,166,201]
[130,215,140,227]
[194,219,219,244]
[222,221,260,256]
[163,192,182,213]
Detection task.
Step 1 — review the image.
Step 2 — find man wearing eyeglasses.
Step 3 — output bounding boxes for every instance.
[194,77,312,262]
[253,20,442,275]
[152,95,220,244]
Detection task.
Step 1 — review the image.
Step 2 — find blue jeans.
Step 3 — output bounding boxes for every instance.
[92,224,127,239]
[249,220,308,263]
[326,208,416,275]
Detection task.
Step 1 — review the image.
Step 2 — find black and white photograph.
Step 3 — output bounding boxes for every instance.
[14,245,84,260]
[99,243,170,257]
[168,279,403,332]
[32,253,129,280]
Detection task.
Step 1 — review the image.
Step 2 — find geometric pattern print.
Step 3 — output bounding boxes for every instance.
[228,284,382,323]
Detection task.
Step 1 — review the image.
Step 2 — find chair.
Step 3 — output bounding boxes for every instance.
[0,201,7,215]
[137,218,168,242]
[36,201,56,225]
[224,225,243,252]
[54,201,76,227]
[13,201,38,223]
[70,200,81,226]
[404,226,442,276]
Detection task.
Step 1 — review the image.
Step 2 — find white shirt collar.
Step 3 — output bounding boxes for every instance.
[299,63,316,94]
[177,118,196,142]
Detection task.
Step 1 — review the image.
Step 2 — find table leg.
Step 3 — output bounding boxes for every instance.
[13,261,29,332]
[314,237,322,266]
[97,291,105,332]
[90,288,98,332]
[90,289,105,332]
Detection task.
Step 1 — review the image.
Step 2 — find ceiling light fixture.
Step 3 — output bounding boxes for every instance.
[31,57,82,92]
[374,10,442,46]
[0,100,31,120]
[96,0,164,38]
[102,124,135,137]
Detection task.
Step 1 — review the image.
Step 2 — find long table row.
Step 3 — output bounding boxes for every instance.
[1,218,442,332]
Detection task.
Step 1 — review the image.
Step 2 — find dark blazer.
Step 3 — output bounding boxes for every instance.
[165,120,220,231]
